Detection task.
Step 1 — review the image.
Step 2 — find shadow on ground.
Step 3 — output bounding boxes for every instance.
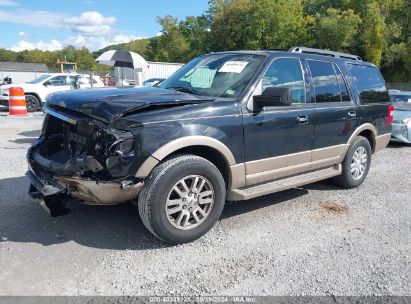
[7,130,41,145]
[387,142,410,149]
[0,175,310,251]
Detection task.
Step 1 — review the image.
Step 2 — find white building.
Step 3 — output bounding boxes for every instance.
[0,62,49,83]
[115,61,184,85]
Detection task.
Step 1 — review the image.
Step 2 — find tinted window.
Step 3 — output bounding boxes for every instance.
[346,64,389,103]
[262,58,305,104]
[333,63,351,101]
[308,60,341,102]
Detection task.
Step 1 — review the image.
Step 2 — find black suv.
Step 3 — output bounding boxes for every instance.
[27,47,393,244]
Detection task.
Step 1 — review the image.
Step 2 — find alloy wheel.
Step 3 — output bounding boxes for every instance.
[165,175,214,230]
[351,146,368,180]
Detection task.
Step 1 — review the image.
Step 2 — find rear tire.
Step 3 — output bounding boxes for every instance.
[333,136,372,189]
[138,155,226,244]
[25,94,40,112]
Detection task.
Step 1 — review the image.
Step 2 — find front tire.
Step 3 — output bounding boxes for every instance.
[25,94,40,112]
[138,155,226,244]
[333,136,372,189]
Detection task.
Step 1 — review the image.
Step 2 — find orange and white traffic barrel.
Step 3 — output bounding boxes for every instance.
[8,87,27,115]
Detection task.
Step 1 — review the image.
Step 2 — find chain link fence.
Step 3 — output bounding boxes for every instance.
[386,82,411,91]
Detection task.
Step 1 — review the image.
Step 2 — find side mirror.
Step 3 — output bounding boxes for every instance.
[254,87,292,108]
[43,81,51,87]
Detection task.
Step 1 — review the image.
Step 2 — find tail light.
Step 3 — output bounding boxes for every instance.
[386,105,395,126]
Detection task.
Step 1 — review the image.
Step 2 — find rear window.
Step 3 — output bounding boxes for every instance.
[346,64,389,103]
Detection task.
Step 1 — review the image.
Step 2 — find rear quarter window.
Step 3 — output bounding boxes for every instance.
[346,64,390,104]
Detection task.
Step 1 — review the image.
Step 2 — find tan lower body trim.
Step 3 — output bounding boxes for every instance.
[58,177,144,205]
[246,161,311,185]
[374,133,391,152]
[230,164,246,189]
[243,144,347,186]
[312,144,348,163]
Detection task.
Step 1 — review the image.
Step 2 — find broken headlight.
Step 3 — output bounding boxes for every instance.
[109,138,134,156]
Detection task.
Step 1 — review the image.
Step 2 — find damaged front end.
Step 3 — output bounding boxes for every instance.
[27,108,143,216]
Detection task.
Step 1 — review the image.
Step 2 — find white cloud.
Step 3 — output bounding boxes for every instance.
[112,34,142,44]
[65,34,144,51]
[2,8,142,51]
[0,10,115,36]
[0,9,64,27]
[63,11,116,36]
[10,34,144,52]
[11,39,63,52]
[0,0,19,7]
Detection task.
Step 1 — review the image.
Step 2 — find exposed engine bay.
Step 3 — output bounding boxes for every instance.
[27,109,143,215]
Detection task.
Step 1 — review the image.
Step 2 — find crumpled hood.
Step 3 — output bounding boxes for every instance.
[46,86,213,123]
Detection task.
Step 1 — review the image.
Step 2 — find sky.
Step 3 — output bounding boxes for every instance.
[0,0,210,52]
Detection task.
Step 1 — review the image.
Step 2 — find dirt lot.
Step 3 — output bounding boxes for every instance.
[0,110,410,296]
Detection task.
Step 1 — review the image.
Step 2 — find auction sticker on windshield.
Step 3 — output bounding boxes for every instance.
[219,61,249,73]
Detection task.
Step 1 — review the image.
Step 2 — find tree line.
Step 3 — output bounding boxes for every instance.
[1,0,410,82]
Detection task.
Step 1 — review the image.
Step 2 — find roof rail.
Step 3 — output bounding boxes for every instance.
[289,47,362,61]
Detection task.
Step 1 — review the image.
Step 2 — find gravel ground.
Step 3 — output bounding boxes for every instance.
[0,109,410,296]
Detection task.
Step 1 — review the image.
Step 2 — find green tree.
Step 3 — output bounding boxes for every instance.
[179,16,211,58]
[362,1,387,66]
[313,8,361,52]
[211,0,311,51]
[147,15,190,62]
[0,48,17,62]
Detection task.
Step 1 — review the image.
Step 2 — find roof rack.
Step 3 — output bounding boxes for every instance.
[289,47,362,61]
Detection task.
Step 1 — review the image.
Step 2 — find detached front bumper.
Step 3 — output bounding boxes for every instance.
[27,142,144,208]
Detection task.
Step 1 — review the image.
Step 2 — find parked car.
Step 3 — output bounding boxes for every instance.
[27,47,392,244]
[389,90,411,103]
[74,75,105,89]
[0,73,104,112]
[143,78,165,87]
[391,102,411,144]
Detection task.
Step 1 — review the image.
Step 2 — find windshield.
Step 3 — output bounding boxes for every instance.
[27,75,51,84]
[159,53,265,98]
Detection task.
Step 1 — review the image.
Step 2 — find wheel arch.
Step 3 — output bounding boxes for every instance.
[25,92,42,102]
[347,123,377,153]
[136,136,245,189]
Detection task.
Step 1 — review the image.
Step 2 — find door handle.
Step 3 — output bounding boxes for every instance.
[348,111,357,118]
[296,115,308,123]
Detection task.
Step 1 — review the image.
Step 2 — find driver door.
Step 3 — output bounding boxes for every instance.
[242,57,315,186]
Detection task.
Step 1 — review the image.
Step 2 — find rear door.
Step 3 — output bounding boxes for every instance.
[306,59,359,170]
[345,64,391,136]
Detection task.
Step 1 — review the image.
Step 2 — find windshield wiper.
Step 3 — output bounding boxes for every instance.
[167,86,201,95]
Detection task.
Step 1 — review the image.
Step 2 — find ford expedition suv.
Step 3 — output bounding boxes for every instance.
[27,47,393,244]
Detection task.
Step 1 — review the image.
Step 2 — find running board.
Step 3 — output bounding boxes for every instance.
[227,165,342,201]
